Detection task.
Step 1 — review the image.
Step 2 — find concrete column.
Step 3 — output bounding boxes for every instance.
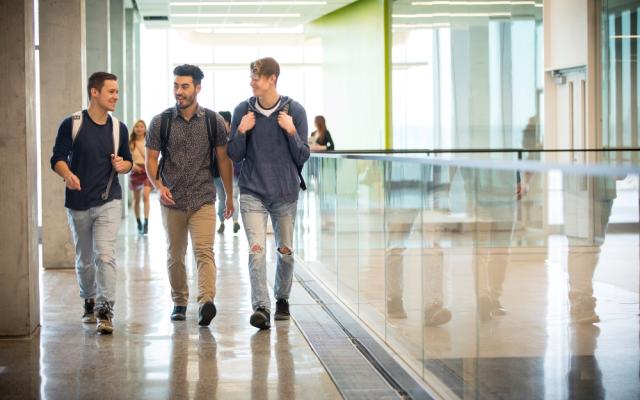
[125,8,136,126]
[39,0,86,270]
[135,13,141,121]
[110,0,125,122]
[0,0,39,336]
[86,0,110,76]
[109,0,128,218]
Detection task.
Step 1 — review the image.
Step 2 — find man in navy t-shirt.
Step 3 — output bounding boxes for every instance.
[50,72,132,334]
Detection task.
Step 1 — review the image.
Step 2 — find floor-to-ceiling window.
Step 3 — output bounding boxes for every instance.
[391,0,543,150]
[603,0,640,150]
[139,26,322,129]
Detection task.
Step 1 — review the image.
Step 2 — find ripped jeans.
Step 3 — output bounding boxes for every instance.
[240,193,297,312]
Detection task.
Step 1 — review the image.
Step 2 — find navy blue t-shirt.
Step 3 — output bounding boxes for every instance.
[50,111,132,211]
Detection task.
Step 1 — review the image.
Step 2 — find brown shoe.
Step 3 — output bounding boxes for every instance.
[95,303,114,334]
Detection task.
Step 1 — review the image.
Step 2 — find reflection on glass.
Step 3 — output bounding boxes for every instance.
[301,154,639,399]
[564,175,616,324]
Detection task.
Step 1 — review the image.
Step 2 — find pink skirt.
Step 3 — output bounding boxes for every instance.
[129,165,152,191]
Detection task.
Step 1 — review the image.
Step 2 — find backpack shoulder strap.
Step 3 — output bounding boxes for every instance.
[204,108,217,145]
[71,110,84,142]
[156,108,174,180]
[279,102,306,191]
[159,107,173,152]
[110,114,120,155]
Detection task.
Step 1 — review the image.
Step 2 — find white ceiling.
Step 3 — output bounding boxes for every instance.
[135,0,359,29]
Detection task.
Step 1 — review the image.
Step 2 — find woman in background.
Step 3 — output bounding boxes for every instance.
[309,115,335,152]
[129,120,152,234]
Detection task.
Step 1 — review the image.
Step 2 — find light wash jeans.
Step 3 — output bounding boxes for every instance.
[66,199,122,311]
[240,193,297,312]
[214,176,239,223]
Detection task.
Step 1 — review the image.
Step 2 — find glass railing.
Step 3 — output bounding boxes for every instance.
[295,151,640,399]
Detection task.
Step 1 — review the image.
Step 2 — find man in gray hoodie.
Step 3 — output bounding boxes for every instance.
[228,57,310,330]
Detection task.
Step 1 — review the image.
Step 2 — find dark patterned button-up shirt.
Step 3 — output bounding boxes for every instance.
[146,105,227,211]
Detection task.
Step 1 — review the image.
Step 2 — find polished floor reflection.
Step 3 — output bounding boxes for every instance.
[0,198,342,400]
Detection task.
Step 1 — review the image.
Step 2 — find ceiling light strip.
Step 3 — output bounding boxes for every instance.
[170,1,326,5]
[172,23,268,27]
[171,13,300,18]
[394,12,512,18]
[412,1,538,5]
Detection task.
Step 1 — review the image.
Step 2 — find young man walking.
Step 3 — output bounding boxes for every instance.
[50,72,133,334]
[145,64,233,326]
[228,57,310,330]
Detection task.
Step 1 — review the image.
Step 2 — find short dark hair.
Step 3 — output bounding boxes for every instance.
[173,64,205,85]
[250,57,280,83]
[219,111,231,124]
[87,72,117,99]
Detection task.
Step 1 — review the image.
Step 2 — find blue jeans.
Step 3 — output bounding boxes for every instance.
[66,200,122,310]
[240,193,297,312]
[214,176,239,222]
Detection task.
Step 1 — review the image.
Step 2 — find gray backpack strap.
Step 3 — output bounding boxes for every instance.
[111,114,120,155]
[101,114,120,200]
[71,110,83,142]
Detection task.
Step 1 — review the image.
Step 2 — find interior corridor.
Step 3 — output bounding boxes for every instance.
[0,195,348,400]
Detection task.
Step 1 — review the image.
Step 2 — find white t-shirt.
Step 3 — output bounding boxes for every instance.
[255,97,281,117]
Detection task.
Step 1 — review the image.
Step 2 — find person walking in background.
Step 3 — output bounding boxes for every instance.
[50,72,132,334]
[129,119,152,235]
[145,64,234,327]
[228,57,310,330]
[214,111,241,234]
[308,115,335,152]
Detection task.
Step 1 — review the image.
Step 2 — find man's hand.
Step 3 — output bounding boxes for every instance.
[158,185,176,206]
[237,112,256,134]
[64,173,81,191]
[277,112,296,136]
[224,196,234,219]
[111,154,129,173]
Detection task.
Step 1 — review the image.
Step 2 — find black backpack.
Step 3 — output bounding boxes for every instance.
[156,107,218,180]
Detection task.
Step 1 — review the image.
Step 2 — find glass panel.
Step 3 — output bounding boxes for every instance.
[335,159,359,312]
[383,160,425,374]
[301,152,640,398]
[356,159,386,338]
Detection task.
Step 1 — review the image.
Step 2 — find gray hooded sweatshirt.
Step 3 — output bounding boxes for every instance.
[227,96,310,203]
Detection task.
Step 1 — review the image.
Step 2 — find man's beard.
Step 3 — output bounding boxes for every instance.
[176,96,194,109]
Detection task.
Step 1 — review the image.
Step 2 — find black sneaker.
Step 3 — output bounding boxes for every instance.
[143,219,148,235]
[82,298,96,323]
[250,307,271,330]
[198,302,217,326]
[171,305,187,321]
[217,222,225,234]
[233,222,241,233]
[274,299,290,320]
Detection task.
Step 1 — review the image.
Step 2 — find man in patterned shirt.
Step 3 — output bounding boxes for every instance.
[145,64,234,326]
